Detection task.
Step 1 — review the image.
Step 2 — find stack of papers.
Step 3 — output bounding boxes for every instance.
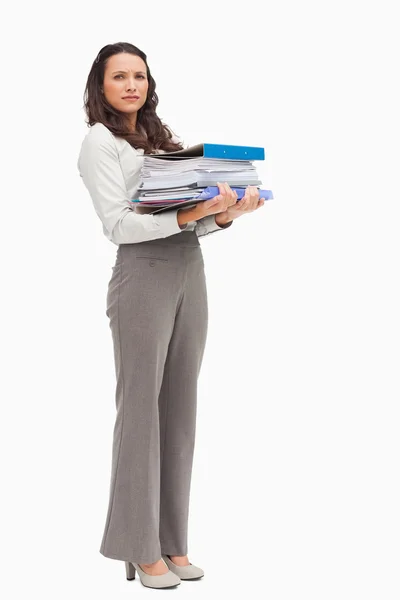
[131,142,274,215]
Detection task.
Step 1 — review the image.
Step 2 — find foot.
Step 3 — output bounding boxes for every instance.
[167,554,190,566]
[139,559,169,575]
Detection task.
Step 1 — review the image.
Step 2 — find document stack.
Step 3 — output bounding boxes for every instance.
[131,142,273,215]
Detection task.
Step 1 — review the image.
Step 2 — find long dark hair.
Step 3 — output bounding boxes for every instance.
[82,42,185,154]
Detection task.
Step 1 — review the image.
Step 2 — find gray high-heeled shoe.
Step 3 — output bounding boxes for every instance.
[125,559,181,589]
[161,554,204,580]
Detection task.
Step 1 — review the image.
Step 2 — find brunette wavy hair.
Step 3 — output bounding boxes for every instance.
[82,42,185,154]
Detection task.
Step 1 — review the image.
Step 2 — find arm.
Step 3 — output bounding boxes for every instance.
[176,204,233,238]
[77,126,185,245]
[170,132,233,236]
[195,213,233,237]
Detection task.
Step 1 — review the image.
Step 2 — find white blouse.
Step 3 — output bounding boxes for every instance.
[77,122,232,245]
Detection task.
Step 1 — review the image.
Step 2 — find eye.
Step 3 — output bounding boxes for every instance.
[114,74,146,79]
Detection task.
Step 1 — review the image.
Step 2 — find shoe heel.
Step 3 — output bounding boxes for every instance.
[125,561,136,580]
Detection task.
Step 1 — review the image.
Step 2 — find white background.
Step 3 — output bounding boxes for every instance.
[1,1,399,598]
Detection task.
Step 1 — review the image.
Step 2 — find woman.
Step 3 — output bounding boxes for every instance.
[77,42,264,590]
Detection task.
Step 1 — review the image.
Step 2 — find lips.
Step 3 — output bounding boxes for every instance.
[123,96,139,100]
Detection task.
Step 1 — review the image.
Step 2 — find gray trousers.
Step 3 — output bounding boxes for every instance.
[99,230,208,564]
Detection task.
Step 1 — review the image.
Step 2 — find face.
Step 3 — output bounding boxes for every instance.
[103,53,149,129]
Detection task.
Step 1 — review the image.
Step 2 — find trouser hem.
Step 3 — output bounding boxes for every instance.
[99,548,162,564]
[160,546,188,556]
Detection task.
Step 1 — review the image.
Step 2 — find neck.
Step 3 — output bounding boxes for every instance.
[129,116,137,132]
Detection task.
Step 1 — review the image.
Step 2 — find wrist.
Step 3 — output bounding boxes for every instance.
[215,213,233,227]
[177,205,202,226]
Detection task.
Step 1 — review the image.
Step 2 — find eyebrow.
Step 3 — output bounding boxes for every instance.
[111,70,146,75]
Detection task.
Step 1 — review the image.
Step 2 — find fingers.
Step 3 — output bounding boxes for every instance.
[215,183,263,212]
[224,182,237,206]
[204,184,230,214]
[237,186,251,210]
[207,184,225,206]
[249,186,260,210]
[250,186,260,210]
[217,182,237,208]
[235,186,260,211]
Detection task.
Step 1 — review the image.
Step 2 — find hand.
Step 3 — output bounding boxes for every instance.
[194,182,237,218]
[215,184,265,225]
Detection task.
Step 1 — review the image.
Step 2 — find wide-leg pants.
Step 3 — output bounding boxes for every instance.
[99,229,208,563]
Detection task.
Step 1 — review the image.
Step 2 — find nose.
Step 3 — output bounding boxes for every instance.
[125,77,137,92]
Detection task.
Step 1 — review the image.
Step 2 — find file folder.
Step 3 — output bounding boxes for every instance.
[132,186,274,215]
[152,142,265,161]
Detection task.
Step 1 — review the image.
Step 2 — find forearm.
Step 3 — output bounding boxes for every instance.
[177,205,232,228]
[177,204,204,228]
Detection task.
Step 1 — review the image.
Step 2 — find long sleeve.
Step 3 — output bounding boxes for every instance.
[77,126,186,245]
[195,214,233,238]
